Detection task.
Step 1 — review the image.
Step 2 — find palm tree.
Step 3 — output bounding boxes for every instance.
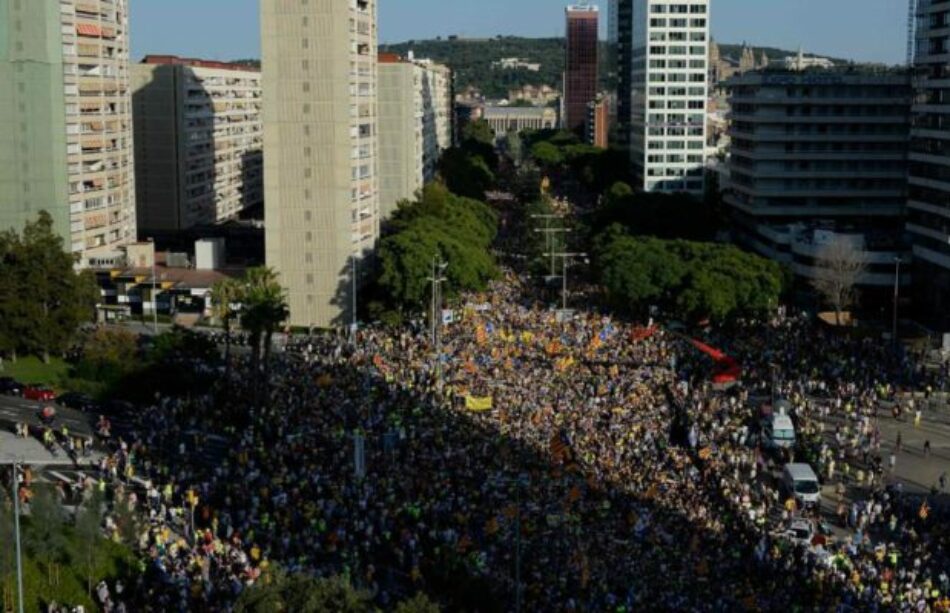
[240,267,289,402]
[209,277,244,374]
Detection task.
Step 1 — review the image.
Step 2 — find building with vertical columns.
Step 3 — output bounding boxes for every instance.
[131,56,263,233]
[629,0,710,195]
[482,106,559,139]
[910,0,950,330]
[564,4,599,135]
[0,0,136,267]
[261,0,379,329]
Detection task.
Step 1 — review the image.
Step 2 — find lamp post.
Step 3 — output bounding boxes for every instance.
[3,459,25,613]
[149,237,158,334]
[428,257,448,393]
[892,257,902,346]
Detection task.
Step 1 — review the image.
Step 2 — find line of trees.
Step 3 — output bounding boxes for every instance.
[592,224,786,322]
[0,212,99,363]
[372,182,499,320]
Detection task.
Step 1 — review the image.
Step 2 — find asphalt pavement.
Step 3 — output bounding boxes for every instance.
[0,393,95,439]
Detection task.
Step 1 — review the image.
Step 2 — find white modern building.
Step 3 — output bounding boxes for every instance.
[725,71,912,288]
[629,0,711,195]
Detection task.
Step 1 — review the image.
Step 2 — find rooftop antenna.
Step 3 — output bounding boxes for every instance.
[907,0,918,66]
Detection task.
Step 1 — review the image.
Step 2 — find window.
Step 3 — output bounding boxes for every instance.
[302,38,309,49]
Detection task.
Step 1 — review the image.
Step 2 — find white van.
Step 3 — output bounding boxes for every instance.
[764,411,796,450]
[782,463,821,506]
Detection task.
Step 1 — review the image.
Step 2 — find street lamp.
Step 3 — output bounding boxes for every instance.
[149,237,158,334]
[2,458,25,613]
[350,255,359,339]
[892,257,902,346]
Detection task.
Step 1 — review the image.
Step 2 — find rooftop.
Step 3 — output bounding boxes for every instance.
[141,55,261,73]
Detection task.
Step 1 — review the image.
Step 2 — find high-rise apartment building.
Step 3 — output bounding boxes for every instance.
[629,0,710,195]
[614,0,634,149]
[725,71,912,289]
[131,56,263,233]
[910,0,950,328]
[378,54,453,218]
[261,0,379,328]
[564,4,599,135]
[0,0,136,267]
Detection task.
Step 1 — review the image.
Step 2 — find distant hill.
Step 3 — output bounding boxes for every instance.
[235,39,855,101]
[716,43,849,65]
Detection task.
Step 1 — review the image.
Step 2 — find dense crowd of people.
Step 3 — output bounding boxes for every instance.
[47,269,942,611]
[7,265,950,611]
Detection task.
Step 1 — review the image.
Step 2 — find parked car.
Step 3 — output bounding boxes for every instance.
[0,377,23,396]
[23,385,57,402]
[57,392,99,413]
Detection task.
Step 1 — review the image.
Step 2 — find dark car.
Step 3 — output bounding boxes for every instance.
[57,392,99,413]
[23,385,57,402]
[0,377,23,396]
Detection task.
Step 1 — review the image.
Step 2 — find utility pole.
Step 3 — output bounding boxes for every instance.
[350,255,359,339]
[531,214,570,279]
[893,257,902,346]
[428,257,448,393]
[543,251,587,312]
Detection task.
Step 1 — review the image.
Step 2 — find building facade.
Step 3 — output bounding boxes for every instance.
[377,53,453,218]
[482,106,559,139]
[725,71,912,288]
[378,55,425,219]
[131,56,263,233]
[261,0,379,328]
[588,95,610,147]
[629,0,710,195]
[614,0,634,149]
[0,0,136,267]
[910,0,950,329]
[564,4,599,134]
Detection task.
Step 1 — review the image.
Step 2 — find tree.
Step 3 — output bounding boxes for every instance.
[209,277,245,377]
[395,593,441,613]
[811,236,867,326]
[461,119,495,148]
[26,486,67,587]
[376,186,499,312]
[439,148,495,201]
[236,571,372,613]
[240,268,289,398]
[74,488,105,600]
[593,226,784,321]
[530,142,563,168]
[0,212,98,363]
[73,327,139,387]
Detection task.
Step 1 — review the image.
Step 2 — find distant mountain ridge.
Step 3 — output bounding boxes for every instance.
[232,38,854,101]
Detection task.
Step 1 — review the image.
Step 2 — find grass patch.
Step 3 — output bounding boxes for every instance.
[1,356,70,389]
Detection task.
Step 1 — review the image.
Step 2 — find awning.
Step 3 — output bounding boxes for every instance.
[81,138,104,149]
[76,23,102,37]
[100,27,116,39]
[80,101,102,111]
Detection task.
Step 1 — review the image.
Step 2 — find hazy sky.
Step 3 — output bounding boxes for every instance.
[130,0,907,65]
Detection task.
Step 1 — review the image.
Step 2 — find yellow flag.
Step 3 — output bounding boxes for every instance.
[465,396,493,411]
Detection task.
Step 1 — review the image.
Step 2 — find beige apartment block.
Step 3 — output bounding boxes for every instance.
[378,56,424,218]
[378,53,453,217]
[261,0,379,328]
[131,56,263,232]
[1,0,137,267]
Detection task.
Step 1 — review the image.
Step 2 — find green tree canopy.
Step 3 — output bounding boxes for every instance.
[0,212,98,362]
[439,148,495,201]
[376,184,499,313]
[593,226,784,321]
